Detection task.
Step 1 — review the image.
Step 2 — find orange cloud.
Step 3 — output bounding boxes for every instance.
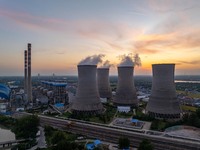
[131,27,200,54]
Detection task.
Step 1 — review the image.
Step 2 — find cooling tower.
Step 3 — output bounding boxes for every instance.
[27,43,32,102]
[146,64,181,119]
[24,50,27,94]
[97,68,112,98]
[114,66,138,106]
[72,65,103,113]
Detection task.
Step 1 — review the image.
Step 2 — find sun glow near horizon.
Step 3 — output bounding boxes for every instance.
[0,0,200,76]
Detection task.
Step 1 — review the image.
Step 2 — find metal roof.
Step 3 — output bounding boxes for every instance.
[54,103,64,108]
[0,84,10,99]
[41,81,67,87]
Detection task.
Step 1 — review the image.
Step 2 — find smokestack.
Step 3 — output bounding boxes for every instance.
[114,66,138,106]
[72,65,103,113]
[24,50,28,94]
[146,64,181,119]
[27,43,32,102]
[97,68,112,98]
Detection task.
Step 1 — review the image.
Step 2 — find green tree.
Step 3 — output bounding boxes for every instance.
[138,139,154,150]
[94,145,104,150]
[52,140,82,150]
[53,140,72,150]
[182,113,189,123]
[0,115,15,127]
[51,131,66,145]
[44,125,57,145]
[196,108,200,118]
[94,147,102,150]
[12,115,39,139]
[118,137,130,149]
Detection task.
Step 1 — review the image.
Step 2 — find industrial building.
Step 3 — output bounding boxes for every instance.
[146,64,182,119]
[97,68,112,99]
[71,65,103,113]
[0,84,10,100]
[40,81,68,104]
[114,66,138,106]
[0,84,11,114]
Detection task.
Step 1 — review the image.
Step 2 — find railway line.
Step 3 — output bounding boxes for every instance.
[16,112,200,150]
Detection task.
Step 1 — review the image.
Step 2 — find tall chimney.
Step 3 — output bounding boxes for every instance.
[146,64,181,119]
[114,66,138,106]
[97,68,112,99]
[71,65,103,113]
[27,43,32,102]
[24,50,28,95]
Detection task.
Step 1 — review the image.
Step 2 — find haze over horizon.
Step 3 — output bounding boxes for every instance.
[0,0,200,76]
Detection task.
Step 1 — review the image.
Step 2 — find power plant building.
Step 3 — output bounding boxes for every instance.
[146,64,181,119]
[97,68,112,99]
[71,65,103,113]
[40,81,68,104]
[114,66,138,106]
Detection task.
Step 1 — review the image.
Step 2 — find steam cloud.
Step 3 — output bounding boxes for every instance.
[134,53,142,66]
[118,53,141,67]
[79,54,105,65]
[99,60,114,68]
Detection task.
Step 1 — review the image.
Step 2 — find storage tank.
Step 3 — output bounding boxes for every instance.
[71,65,103,113]
[47,91,53,97]
[97,68,112,99]
[114,66,137,106]
[43,89,48,95]
[146,64,181,119]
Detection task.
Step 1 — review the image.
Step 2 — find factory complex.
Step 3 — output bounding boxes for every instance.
[1,43,200,150]
[0,43,183,121]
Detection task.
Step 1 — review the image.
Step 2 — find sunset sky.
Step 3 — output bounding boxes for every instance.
[0,0,200,76]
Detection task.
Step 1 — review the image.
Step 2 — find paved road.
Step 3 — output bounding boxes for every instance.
[142,121,151,130]
[37,127,46,148]
[28,127,46,150]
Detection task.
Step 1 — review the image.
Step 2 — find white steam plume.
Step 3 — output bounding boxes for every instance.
[99,60,114,68]
[79,54,105,65]
[134,53,142,67]
[118,53,141,67]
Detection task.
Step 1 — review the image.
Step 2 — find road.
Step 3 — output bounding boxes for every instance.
[17,112,200,150]
[28,127,46,150]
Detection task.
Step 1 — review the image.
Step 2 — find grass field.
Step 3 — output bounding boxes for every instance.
[181,105,198,112]
[177,90,200,98]
[187,93,200,98]
[116,111,133,118]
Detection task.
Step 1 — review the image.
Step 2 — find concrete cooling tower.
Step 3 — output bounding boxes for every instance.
[97,68,112,99]
[146,64,181,119]
[71,65,103,113]
[114,66,138,106]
